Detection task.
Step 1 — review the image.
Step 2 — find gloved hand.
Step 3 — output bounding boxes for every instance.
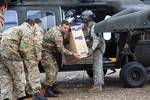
[88,49,94,56]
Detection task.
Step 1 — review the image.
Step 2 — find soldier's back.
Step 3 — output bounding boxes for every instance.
[42,26,62,50]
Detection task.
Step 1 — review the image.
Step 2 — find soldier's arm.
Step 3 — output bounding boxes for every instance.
[34,25,43,59]
[1,27,23,58]
[52,30,73,56]
[0,6,7,32]
[91,25,100,51]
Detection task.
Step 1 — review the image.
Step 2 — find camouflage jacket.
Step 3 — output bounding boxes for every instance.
[19,22,43,60]
[19,22,34,59]
[1,26,23,61]
[83,21,105,54]
[33,23,44,58]
[0,11,4,33]
[0,8,4,58]
[42,26,73,56]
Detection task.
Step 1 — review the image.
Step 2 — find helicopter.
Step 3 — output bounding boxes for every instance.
[2,0,150,87]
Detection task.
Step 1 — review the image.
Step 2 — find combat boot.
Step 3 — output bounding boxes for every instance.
[25,92,33,98]
[45,86,58,97]
[88,85,102,93]
[17,96,26,100]
[32,92,48,100]
[52,84,64,94]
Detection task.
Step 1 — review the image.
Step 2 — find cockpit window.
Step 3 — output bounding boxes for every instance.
[4,10,18,30]
[27,10,56,32]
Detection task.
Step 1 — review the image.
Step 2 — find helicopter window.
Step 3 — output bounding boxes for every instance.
[27,10,56,32]
[4,10,18,30]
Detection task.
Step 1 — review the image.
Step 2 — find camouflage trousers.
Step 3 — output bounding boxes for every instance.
[41,53,59,87]
[0,63,13,100]
[0,59,26,98]
[93,49,105,86]
[23,59,41,95]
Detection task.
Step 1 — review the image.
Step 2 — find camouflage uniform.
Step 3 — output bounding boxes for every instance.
[41,26,73,87]
[0,6,4,33]
[0,7,15,100]
[0,63,13,100]
[0,26,26,99]
[19,22,43,95]
[84,21,106,86]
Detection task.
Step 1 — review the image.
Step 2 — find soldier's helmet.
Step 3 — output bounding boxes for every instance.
[81,10,95,23]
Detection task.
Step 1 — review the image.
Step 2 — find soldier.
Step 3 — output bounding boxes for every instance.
[41,20,80,97]
[24,18,44,97]
[19,19,47,100]
[81,10,106,92]
[0,26,27,100]
[0,1,7,33]
[34,18,43,62]
[0,1,15,100]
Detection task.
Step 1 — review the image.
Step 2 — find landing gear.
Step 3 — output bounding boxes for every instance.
[120,62,146,87]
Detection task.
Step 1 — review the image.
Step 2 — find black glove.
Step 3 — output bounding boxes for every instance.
[88,49,94,56]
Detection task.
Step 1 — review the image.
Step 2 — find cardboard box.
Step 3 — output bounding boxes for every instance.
[69,25,89,58]
[63,25,89,64]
